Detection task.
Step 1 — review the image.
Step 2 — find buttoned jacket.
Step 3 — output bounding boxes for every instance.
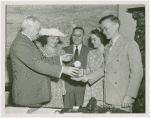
[103,35,143,105]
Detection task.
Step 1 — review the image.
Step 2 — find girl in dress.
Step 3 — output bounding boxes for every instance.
[72,29,108,106]
[37,28,66,108]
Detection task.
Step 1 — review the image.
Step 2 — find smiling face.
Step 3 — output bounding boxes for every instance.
[47,36,59,48]
[72,29,84,46]
[100,19,118,40]
[91,34,102,48]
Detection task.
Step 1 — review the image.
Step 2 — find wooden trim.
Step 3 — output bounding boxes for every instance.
[127,7,145,13]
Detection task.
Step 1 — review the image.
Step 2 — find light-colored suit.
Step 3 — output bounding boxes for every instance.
[10,32,62,105]
[104,35,143,111]
[63,44,91,108]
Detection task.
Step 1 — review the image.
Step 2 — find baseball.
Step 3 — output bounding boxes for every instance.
[74,61,81,68]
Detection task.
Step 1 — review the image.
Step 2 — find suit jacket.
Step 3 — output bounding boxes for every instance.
[63,44,91,93]
[10,32,62,105]
[104,35,143,105]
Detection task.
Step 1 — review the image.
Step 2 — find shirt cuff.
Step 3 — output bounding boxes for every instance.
[88,79,92,85]
[60,56,62,66]
[59,66,63,78]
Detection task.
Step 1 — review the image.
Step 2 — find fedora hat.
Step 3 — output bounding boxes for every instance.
[40,28,65,37]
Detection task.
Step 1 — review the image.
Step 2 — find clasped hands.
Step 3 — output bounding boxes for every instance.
[61,54,89,81]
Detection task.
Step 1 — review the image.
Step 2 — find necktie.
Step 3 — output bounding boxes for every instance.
[74,46,78,61]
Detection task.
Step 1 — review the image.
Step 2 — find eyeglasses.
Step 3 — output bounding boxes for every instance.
[101,24,116,32]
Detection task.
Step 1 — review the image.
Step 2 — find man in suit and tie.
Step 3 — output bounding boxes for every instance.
[99,15,143,112]
[63,26,91,108]
[10,16,79,107]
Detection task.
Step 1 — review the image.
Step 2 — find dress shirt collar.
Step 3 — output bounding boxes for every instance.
[109,34,120,51]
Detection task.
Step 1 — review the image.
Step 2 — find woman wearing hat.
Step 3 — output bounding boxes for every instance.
[38,28,66,108]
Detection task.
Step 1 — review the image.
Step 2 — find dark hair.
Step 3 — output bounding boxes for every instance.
[99,15,120,27]
[35,35,62,46]
[72,26,85,35]
[90,29,109,46]
[45,35,62,44]
[70,26,85,45]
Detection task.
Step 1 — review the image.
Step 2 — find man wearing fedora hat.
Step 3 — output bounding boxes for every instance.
[10,16,79,107]
[63,26,92,108]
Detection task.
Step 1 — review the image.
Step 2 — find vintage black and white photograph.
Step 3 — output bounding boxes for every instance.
[1,1,149,117]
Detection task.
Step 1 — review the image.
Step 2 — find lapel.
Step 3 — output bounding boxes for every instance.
[21,33,32,44]
[20,33,36,48]
[69,44,86,60]
[104,42,111,63]
[105,35,126,66]
[66,45,74,64]
[78,45,86,61]
[67,44,86,63]
[68,45,74,54]
[21,33,43,56]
